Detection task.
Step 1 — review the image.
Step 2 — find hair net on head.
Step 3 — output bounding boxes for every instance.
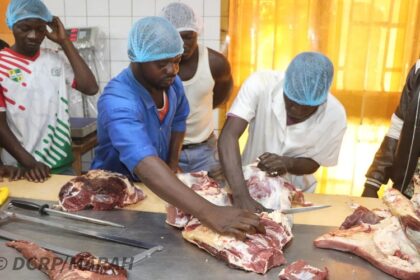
[128,17,184,63]
[283,52,334,106]
[6,0,53,29]
[160,2,202,33]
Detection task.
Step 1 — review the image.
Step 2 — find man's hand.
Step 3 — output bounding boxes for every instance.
[232,193,268,213]
[0,165,24,182]
[46,17,69,45]
[257,152,289,176]
[200,205,266,240]
[24,162,51,183]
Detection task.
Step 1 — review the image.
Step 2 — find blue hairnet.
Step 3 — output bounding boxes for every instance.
[128,17,184,63]
[160,2,202,33]
[284,52,334,106]
[6,0,53,29]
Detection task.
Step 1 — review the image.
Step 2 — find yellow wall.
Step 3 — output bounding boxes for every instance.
[0,1,13,45]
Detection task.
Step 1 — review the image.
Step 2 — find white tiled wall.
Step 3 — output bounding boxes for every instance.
[41,0,225,171]
[43,0,223,86]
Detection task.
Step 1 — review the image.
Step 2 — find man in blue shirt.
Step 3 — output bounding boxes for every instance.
[92,17,263,239]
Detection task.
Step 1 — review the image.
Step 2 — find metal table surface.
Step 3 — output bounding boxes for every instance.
[0,199,397,280]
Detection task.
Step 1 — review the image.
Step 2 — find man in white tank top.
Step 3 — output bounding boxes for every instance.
[161,3,233,174]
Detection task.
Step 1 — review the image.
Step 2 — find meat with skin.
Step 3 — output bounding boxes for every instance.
[314,216,420,280]
[166,171,231,228]
[182,211,293,274]
[58,170,146,211]
[243,164,312,209]
[278,260,328,280]
[6,240,127,280]
[382,188,420,251]
[166,165,307,227]
[339,206,384,229]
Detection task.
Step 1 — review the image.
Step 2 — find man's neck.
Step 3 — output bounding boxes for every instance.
[11,45,39,58]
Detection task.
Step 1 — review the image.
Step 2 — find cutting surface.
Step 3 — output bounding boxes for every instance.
[0,201,397,280]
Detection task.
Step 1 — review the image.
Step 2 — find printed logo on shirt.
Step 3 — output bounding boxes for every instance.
[8,68,24,83]
[51,67,62,77]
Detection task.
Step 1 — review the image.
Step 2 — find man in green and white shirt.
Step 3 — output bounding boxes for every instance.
[0,0,98,182]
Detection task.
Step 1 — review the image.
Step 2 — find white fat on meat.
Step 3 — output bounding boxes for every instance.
[315,215,420,280]
[182,210,293,274]
[383,188,420,251]
[243,164,293,210]
[278,260,328,280]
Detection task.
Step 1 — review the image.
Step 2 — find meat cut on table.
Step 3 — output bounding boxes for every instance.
[165,164,315,274]
[182,211,293,274]
[58,170,146,211]
[6,240,127,280]
[166,164,309,228]
[278,259,328,280]
[314,187,420,280]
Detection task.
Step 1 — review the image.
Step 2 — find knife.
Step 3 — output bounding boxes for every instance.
[0,228,163,265]
[281,204,331,214]
[9,199,125,228]
[1,210,155,249]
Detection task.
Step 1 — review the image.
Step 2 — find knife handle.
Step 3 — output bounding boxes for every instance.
[10,199,50,215]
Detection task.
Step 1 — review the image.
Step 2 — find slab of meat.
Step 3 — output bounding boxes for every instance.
[182,211,293,274]
[166,165,308,227]
[339,206,385,229]
[243,164,294,210]
[383,188,420,251]
[6,240,127,280]
[166,171,231,228]
[278,260,328,280]
[58,170,146,211]
[314,215,420,280]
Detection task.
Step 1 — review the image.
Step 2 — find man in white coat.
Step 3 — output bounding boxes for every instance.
[219,52,347,212]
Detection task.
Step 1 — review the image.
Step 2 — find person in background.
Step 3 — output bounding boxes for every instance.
[161,2,233,175]
[91,17,263,239]
[0,0,99,182]
[0,38,22,181]
[0,39,9,50]
[362,59,420,198]
[219,52,347,212]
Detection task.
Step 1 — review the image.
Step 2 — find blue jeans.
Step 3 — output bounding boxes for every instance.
[179,135,219,173]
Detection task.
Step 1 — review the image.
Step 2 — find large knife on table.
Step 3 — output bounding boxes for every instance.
[0,210,155,249]
[0,229,163,266]
[9,199,125,228]
[281,204,331,214]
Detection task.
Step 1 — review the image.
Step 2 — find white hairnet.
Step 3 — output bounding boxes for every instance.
[128,16,184,63]
[160,2,202,33]
[284,52,334,106]
[6,0,53,29]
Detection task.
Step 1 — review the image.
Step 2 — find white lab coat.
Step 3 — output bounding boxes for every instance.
[229,71,347,192]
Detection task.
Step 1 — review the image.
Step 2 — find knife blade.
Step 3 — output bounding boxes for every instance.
[0,228,163,266]
[2,210,155,249]
[9,199,125,228]
[281,204,331,214]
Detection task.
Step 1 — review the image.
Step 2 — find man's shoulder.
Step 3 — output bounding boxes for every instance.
[206,47,231,77]
[170,76,185,95]
[244,70,284,87]
[325,94,347,121]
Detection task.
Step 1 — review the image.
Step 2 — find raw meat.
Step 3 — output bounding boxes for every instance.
[166,165,309,227]
[383,188,420,251]
[182,211,293,274]
[278,259,328,280]
[166,171,231,228]
[6,240,127,280]
[243,164,301,210]
[339,206,384,229]
[314,215,420,280]
[58,170,146,211]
